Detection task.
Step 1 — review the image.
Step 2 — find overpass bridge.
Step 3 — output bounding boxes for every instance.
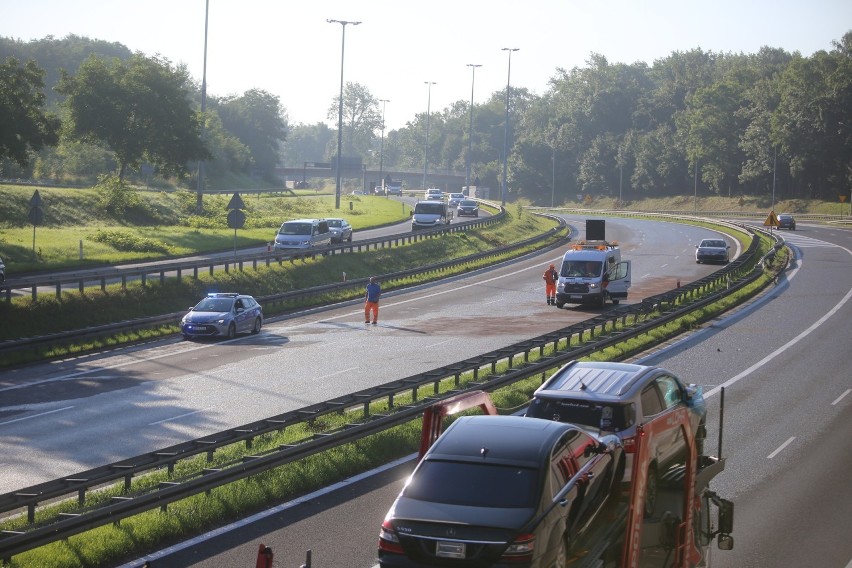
[273,164,465,193]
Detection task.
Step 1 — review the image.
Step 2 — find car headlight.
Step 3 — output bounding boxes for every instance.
[589,282,599,290]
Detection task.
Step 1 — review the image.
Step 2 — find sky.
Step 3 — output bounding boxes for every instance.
[2,0,850,132]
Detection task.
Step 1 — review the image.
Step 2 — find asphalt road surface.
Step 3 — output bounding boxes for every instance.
[122,223,852,568]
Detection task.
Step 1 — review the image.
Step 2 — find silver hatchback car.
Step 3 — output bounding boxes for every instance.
[525,360,706,517]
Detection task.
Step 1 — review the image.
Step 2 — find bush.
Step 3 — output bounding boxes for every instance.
[94,174,141,216]
[88,229,173,254]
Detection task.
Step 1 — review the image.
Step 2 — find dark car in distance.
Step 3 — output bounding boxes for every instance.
[181,293,263,340]
[326,218,353,243]
[378,415,623,567]
[777,213,796,230]
[456,199,479,217]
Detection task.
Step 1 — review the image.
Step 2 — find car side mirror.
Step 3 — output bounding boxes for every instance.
[718,499,734,534]
[409,211,413,217]
[717,534,734,551]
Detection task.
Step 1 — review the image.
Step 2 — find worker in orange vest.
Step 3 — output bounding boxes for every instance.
[542,263,559,305]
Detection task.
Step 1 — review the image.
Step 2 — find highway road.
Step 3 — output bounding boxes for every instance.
[122,222,851,568]
[1,214,784,567]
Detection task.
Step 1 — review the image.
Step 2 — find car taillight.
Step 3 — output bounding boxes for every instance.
[500,533,535,562]
[378,520,404,555]
[622,435,637,453]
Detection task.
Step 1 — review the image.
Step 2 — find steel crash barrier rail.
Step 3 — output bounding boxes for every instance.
[0,206,561,359]
[0,225,786,562]
[1,201,504,303]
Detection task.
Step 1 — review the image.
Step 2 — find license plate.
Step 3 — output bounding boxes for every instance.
[436,541,466,559]
[570,295,583,300]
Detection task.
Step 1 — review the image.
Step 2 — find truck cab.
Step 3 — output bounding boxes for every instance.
[555,240,631,308]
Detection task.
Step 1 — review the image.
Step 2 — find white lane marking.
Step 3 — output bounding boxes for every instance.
[148,407,212,426]
[700,241,852,399]
[767,437,796,459]
[424,339,454,349]
[325,367,358,378]
[0,406,75,426]
[832,389,851,406]
[118,454,415,568]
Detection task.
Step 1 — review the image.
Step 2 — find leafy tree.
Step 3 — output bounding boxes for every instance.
[0,56,60,168]
[216,89,287,177]
[326,82,381,158]
[56,53,209,181]
[280,122,335,166]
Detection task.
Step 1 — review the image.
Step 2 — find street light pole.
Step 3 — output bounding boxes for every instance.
[195,0,209,214]
[466,64,481,190]
[423,81,436,190]
[501,48,519,205]
[327,18,361,209]
[379,98,389,196]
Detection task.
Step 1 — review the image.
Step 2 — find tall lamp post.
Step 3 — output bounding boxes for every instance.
[327,18,361,209]
[195,0,210,214]
[466,64,482,190]
[378,98,389,195]
[423,81,436,190]
[501,48,519,205]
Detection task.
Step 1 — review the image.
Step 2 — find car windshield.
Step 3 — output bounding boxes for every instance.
[414,202,445,214]
[526,398,635,432]
[700,240,726,248]
[449,194,463,199]
[459,200,477,207]
[279,222,312,235]
[194,298,234,312]
[561,260,602,277]
[326,220,343,228]
[404,460,539,508]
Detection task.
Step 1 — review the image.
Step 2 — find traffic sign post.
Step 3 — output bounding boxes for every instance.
[226,193,247,262]
[763,210,780,232]
[28,190,44,261]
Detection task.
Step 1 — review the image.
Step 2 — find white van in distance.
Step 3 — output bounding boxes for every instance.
[555,241,631,308]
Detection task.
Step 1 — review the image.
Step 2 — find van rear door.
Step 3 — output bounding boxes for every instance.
[606,260,631,300]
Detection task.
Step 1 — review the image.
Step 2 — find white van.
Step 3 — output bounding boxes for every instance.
[555,241,631,308]
[273,218,332,250]
[411,200,453,230]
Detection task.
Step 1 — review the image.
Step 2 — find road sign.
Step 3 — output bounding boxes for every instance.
[227,209,246,229]
[226,192,246,211]
[763,210,780,227]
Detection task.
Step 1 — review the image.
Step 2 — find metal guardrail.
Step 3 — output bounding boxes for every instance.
[1,205,503,302]
[0,224,786,562]
[0,205,562,359]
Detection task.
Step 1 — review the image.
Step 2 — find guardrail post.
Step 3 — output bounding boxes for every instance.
[159,271,165,285]
[141,273,146,287]
[101,277,106,292]
[79,280,84,294]
[122,275,127,289]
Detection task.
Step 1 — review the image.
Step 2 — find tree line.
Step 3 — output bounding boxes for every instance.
[2,32,850,205]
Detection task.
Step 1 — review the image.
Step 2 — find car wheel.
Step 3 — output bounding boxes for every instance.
[644,465,658,518]
[612,299,620,305]
[347,233,353,242]
[227,322,236,339]
[252,317,262,334]
[555,302,565,309]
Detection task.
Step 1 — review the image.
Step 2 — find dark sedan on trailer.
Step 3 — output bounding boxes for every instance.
[378,415,623,567]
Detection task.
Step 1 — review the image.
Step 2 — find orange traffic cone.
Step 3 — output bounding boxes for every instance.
[255,543,273,568]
